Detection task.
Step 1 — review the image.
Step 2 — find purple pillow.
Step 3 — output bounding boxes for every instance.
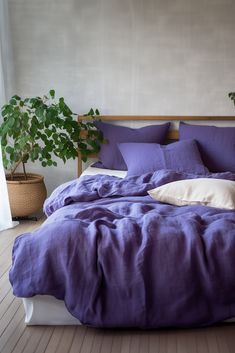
[118,140,209,176]
[93,121,170,170]
[180,122,235,172]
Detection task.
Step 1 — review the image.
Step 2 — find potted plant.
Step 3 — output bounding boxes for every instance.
[0,90,103,217]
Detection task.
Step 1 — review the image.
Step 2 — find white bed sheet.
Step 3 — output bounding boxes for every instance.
[81,165,126,178]
[22,165,235,325]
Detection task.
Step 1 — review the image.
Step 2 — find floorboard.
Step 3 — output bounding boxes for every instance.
[0,219,235,353]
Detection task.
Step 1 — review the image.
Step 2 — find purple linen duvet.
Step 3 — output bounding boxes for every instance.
[9,170,235,328]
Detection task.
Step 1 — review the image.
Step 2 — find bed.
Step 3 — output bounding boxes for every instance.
[9,115,235,328]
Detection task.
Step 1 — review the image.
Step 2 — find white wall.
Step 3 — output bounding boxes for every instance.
[8,0,235,194]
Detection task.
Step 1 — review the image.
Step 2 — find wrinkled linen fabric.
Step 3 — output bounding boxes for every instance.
[10,170,235,328]
[180,122,235,172]
[118,140,208,176]
[93,121,170,170]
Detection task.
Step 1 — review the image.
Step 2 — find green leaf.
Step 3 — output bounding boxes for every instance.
[8,117,15,128]
[87,108,94,116]
[6,146,13,154]
[229,92,235,105]
[22,154,29,163]
[12,95,21,101]
[59,98,72,117]
[9,98,17,105]
[1,137,7,146]
[49,90,55,98]
[35,107,45,119]
[1,107,10,117]
[47,160,53,166]
[45,128,53,137]
[30,148,39,161]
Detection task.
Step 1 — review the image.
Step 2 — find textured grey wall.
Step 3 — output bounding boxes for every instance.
[8,0,235,193]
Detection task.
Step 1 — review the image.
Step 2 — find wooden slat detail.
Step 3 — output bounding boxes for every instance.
[90,330,103,353]
[214,326,230,353]
[56,327,76,353]
[80,328,96,353]
[17,326,46,353]
[165,332,177,353]
[69,326,87,353]
[0,239,16,257]
[11,326,36,353]
[129,331,140,353]
[0,305,25,352]
[0,245,16,279]
[176,330,196,353]
[78,115,235,121]
[34,327,54,353]
[0,289,15,321]
[111,332,123,353]
[168,130,178,140]
[44,326,64,353]
[99,331,114,353]
[0,298,22,337]
[195,329,208,353]
[223,326,235,353]
[0,317,27,353]
[205,330,219,353]
[158,332,167,353]
[120,332,131,353]
[0,272,11,303]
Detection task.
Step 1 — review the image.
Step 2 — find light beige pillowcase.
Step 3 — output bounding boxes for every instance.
[148,178,235,210]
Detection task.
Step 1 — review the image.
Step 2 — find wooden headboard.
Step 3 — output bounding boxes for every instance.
[77,115,235,176]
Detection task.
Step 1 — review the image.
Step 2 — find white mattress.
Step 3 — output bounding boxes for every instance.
[22,166,235,325]
[23,295,81,325]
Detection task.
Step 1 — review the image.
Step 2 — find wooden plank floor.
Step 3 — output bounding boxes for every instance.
[0,220,235,353]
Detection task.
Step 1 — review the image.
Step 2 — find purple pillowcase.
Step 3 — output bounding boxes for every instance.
[180,122,235,172]
[118,140,209,176]
[93,121,170,170]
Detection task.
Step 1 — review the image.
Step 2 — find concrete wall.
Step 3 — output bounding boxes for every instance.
[8,0,235,194]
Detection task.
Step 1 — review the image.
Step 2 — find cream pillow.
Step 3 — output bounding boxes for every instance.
[148,178,235,210]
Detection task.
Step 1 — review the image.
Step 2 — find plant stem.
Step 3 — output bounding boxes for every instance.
[22,162,27,180]
[11,157,24,177]
[11,147,33,178]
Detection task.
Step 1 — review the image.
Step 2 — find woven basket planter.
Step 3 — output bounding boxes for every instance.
[6,173,47,217]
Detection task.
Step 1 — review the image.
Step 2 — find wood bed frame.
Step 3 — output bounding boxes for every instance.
[77,115,235,176]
